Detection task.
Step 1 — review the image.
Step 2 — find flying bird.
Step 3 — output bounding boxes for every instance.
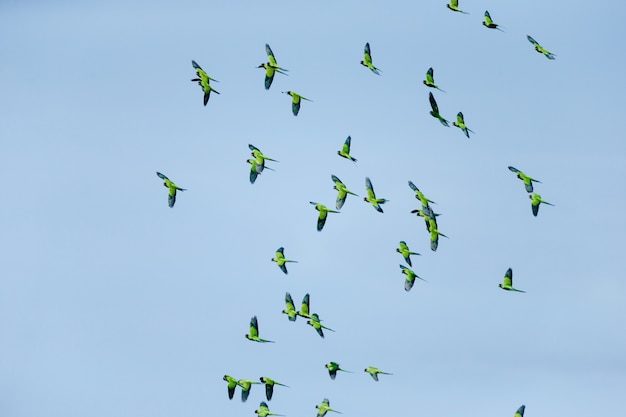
[429,226,448,251]
[282,292,298,322]
[364,366,393,381]
[527,35,556,59]
[453,112,475,138]
[331,175,358,210]
[360,42,381,75]
[514,405,526,417]
[191,60,219,105]
[245,316,275,343]
[259,377,289,401]
[272,247,298,275]
[307,313,335,338]
[529,193,554,216]
[423,67,445,92]
[296,293,313,319]
[482,11,504,31]
[315,398,342,417]
[282,91,312,116]
[408,181,437,208]
[397,241,420,267]
[364,177,388,213]
[411,207,441,232]
[508,166,541,193]
[446,0,469,13]
[238,379,262,402]
[258,44,288,90]
[428,92,449,127]
[325,362,352,380]
[400,264,427,291]
[499,268,525,293]
[337,136,357,163]
[249,144,279,174]
[256,401,285,417]
[223,375,238,400]
[156,172,186,208]
[310,202,340,231]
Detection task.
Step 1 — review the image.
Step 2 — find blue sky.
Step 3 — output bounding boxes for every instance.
[1,1,626,416]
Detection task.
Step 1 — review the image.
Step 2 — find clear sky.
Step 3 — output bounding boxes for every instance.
[1,0,625,416]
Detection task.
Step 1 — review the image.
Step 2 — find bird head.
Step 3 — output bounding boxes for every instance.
[257,63,266,69]
[245,334,250,340]
[360,60,366,66]
[498,284,503,289]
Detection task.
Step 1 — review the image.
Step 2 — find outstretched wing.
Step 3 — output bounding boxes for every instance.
[266,44,278,67]
[300,294,310,317]
[456,112,465,124]
[365,177,376,199]
[249,316,259,338]
[426,67,435,85]
[527,35,539,47]
[429,92,439,113]
[503,268,513,287]
[484,10,494,25]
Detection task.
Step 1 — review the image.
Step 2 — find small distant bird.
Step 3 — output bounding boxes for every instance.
[223,375,239,400]
[307,313,335,338]
[429,226,448,252]
[258,44,288,90]
[499,268,525,293]
[325,362,352,380]
[408,181,437,208]
[514,405,526,417]
[527,35,556,59]
[364,177,388,213]
[282,292,298,322]
[400,264,427,291]
[316,398,342,417]
[508,166,541,193]
[259,377,289,401]
[482,11,504,31]
[191,60,219,105]
[423,67,445,92]
[156,172,186,208]
[272,247,298,275]
[310,202,340,231]
[337,136,357,163]
[296,293,313,319]
[529,193,554,216]
[331,175,358,209]
[249,144,279,174]
[446,0,469,14]
[245,316,275,343]
[238,379,262,402]
[364,366,393,381]
[255,401,285,417]
[453,112,475,138]
[397,241,420,267]
[360,42,381,75]
[429,92,449,127]
[282,91,312,116]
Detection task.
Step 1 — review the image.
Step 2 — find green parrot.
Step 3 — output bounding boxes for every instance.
[453,112,475,138]
[296,293,313,319]
[310,202,339,231]
[337,136,357,163]
[527,35,556,59]
[316,398,342,417]
[364,177,388,213]
[191,60,219,105]
[259,377,289,401]
[247,158,274,184]
[249,144,279,174]
[499,268,525,293]
[307,313,335,338]
[508,166,541,193]
[446,0,469,14]
[282,91,312,116]
[429,225,448,252]
[272,247,297,275]
[245,316,275,343]
[223,374,239,400]
[482,11,504,31]
[156,172,186,208]
[514,405,526,417]
[408,181,437,208]
[429,92,450,127]
[423,67,445,92]
[397,241,420,267]
[238,378,262,402]
[282,292,298,322]
[400,264,427,291]
[530,193,554,216]
[331,175,358,210]
[325,362,352,380]
[255,401,285,417]
[364,366,393,381]
[411,207,441,233]
[258,44,288,90]
[360,42,381,75]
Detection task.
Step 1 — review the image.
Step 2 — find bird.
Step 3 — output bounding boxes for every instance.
[249,144,279,174]
[258,44,288,90]
[529,193,554,216]
[256,401,285,417]
[396,241,420,267]
[245,316,275,343]
[527,35,556,59]
[446,0,469,13]
[428,92,449,127]
[364,366,393,381]
[411,207,441,232]
[508,166,541,193]
[364,177,388,213]
[271,247,297,275]
[429,225,448,251]
[307,313,335,338]
[315,398,342,417]
[514,405,526,417]
[223,375,239,400]
[282,292,298,322]
[191,60,219,105]
[337,136,357,163]
[423,67,445,92]
[247,158,266,184]
[259,378,289,401]
[453,112,475,138]
[156,172,186,208]
[282,91,312,116]
[331,175,358,209]
[296,293,313,319]
[310,202,339,231]
[238,379,262,402]
[400,264,427,291]
[482,11,504,31]
[325,362,352,380]
[499,268,525,293]
[408,181,437,208]
[360,42,381,75]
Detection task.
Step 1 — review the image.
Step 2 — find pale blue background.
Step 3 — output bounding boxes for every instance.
[1,0,625,416]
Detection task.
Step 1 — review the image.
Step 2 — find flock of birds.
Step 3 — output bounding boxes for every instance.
[151,1,559,415]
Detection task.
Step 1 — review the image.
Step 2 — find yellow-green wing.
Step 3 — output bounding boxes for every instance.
[365,177,376,200]
[426,67,435,85]
[363,43,373,65]
[503,268,513,287]
[266,44,278,67]
[342,136,351,153]
[249,316,259,338]
[450,0,458,7]
[484,10,494,25]
[300,294,310,317]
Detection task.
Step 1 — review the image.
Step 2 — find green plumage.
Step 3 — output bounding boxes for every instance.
[191,60,219,105]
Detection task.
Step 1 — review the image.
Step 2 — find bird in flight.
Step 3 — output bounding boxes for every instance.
[364,177,388,213]
[428,92,450,127]
[259,377,289,401]
[482,11,504,31]
[364,366,393,381]
[282,91,312,116]
[453,112,475,138]
[508,166,541,193]
[397,241,420,267]
[190,60,219,105]
[446,0,469,14]
[245,316,275,343]
[529,193,554,216]
[337,136,357,163]
[223,375,238,400]
[360,42,381,75]
[258,44,288,90]
[315,398,342,417]
[325,362,352,380]
[156,172,186,208]
[310,202,340,231]
[499,268,526,293]
[527,35,556,59]
[423,67,445,92]
[331,175,358,210]
[272,247,298,275]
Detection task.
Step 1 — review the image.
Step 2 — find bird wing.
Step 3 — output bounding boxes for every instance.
[317,208,328,231]
[456,112,465,125]
[508,166,521,174]
[429,92,439,113]
[514,405,526,417]
[265,44,278,67]
[503,268,513,287]
[527,35,539,47]
[300,294,310,317]
[276,247,285,257]
[450,0,459,7]
[285,292,296,312]
[265,66,275,90]
[365,177,376,200]
[343,136,351,154]
[363,43,372,65]
[168,188,177,208]
[484,10,493,25]
[426,67,435,85]
[532,200,540,216]
[156,171,169,181]
[249,316,259,338]
[292,95,301,116]
[265,383,274,400]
